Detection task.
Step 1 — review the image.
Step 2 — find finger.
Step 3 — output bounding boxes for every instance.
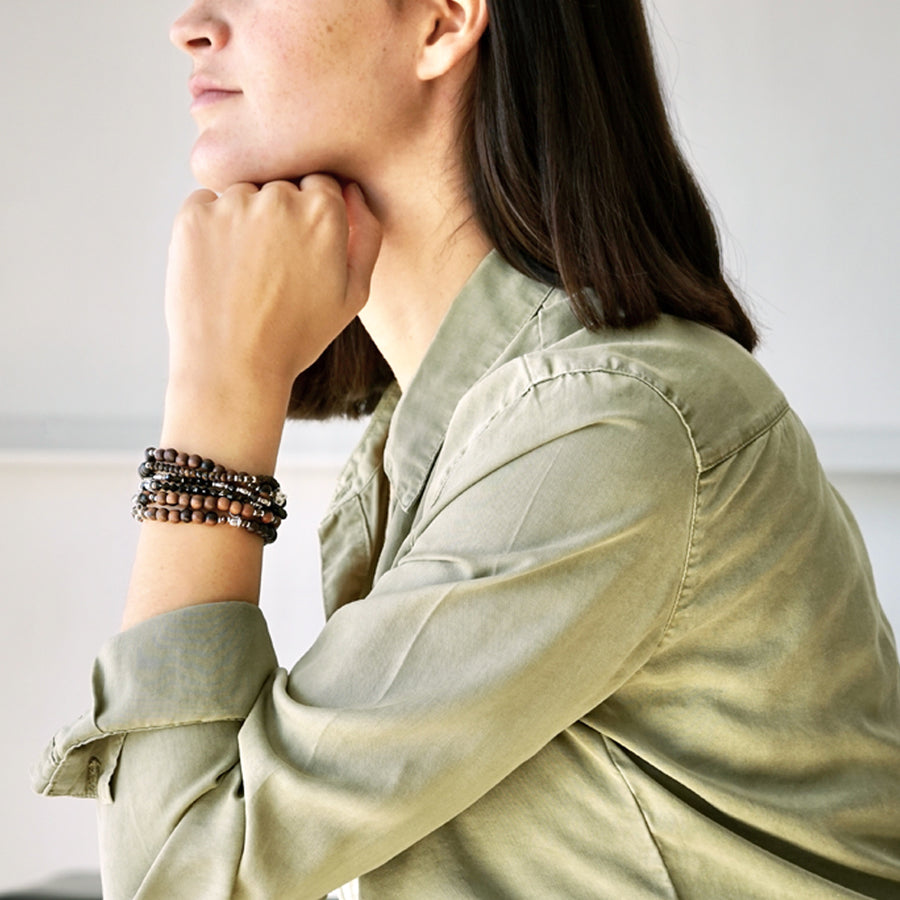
[181,188,218,209]
[298,172,344,199]
[222,181,260,194]
[343,182,382,310]
[259,179,300,194]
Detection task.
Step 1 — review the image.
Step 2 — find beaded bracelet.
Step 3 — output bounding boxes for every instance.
[139,448,285,499]
[132,488,282,541]
[132,499,280,543]
[132,447,287,544]
[137,476,287,519]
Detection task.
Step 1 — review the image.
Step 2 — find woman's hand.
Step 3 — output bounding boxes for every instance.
[159,174,381,472]
[166,174,382,398]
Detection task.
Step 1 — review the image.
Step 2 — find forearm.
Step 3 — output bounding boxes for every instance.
[121,376,291,630]
[118,177,378,631]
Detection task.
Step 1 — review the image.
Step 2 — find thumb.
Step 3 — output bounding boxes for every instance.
[343,183,382,311]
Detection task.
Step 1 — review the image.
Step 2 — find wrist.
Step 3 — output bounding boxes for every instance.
[161,374,291,475]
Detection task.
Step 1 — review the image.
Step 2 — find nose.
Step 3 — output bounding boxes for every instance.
[170,3,229,55]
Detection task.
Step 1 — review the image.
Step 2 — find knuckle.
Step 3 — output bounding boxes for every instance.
[261,179,296,197]
[258,180,301,215]
[305,190,345,230]
[174,203,203,234]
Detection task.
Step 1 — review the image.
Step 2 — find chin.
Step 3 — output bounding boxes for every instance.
[190,133,355,193]
[189,139,277,193]
[191,155,254,193]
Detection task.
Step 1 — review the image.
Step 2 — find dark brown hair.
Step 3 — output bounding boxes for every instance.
[288,0,757,420]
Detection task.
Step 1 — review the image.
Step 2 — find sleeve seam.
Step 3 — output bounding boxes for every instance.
[699,402,790,472]
[431,364,702,508]
[98,715,248,733]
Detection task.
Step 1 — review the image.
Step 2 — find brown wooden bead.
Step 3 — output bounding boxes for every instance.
[167,509,181,523]
[178,493,190,508]
[229,500,243,516]
[187,454,202,469]
[191,510,205,524]
[164,448,177,462]
[217,497,230,512]
[175,452,188,466]
[190,495,204,510]
[204,496,217,511]
[166,491,179,506]
[242,503,255,519]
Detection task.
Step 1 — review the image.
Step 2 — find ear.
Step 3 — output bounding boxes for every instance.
[416,0,489,82]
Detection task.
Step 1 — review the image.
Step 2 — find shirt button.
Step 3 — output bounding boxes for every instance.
[86,756,102,795]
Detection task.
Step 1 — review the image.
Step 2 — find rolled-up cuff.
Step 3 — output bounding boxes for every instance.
[32,601,278,799]
[32,711,124,800]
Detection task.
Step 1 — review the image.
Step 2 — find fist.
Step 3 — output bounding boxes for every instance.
[165,175,382,395]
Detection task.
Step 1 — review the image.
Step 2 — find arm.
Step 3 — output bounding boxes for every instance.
[121,175,381,629]
[36,369,699,899]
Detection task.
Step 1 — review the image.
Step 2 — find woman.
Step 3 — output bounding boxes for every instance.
[34,0,900,898]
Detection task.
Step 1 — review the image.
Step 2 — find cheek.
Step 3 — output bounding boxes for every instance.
[265,4,412,107]
[257,45,411,159]
[252,22,361,131]
[262,8,356,91]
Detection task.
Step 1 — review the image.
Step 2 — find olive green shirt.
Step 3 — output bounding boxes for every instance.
[34,252,900,898]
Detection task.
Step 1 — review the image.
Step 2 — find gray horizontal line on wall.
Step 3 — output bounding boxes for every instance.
[0,416,898,474]
[0,415,366,463]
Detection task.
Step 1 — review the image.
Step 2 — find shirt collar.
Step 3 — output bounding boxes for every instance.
[384,250,554,511]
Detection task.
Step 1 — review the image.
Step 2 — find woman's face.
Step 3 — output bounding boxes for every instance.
[171,0,421,192]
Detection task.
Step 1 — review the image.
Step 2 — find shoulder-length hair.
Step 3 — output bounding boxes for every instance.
[288,0,757,420]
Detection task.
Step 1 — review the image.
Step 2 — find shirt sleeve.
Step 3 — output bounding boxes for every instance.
[33,370,700,900]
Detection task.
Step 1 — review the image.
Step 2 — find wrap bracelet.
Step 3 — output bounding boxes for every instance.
[131,447,287,544]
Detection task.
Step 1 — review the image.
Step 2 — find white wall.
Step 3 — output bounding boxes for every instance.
[0,0,189,423]
[1,0,898,891]
[650,0,900,433]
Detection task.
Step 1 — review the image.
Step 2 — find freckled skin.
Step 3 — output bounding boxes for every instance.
[184,0,421,192]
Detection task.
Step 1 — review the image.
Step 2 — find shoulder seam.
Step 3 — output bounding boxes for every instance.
[699,402,791,472]
[431,363,702,510]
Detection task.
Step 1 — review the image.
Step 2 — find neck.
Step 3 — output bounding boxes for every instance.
[358,161,492,391]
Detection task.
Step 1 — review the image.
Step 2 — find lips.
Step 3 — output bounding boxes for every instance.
[188,75,241,110]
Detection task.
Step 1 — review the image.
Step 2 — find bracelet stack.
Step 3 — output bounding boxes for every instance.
[131,447,287,544]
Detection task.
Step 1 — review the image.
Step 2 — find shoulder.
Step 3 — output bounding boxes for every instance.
[441,308,789,476]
